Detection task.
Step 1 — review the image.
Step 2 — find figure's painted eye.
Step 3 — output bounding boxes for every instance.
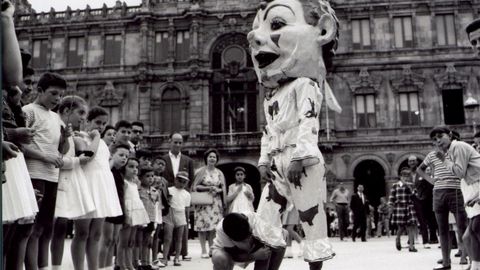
[271,17,286,31]
[472,39,477,46]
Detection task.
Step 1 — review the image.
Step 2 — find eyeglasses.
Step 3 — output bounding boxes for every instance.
[132,130,143,134]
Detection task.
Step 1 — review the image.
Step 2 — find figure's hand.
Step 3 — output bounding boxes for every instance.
[287,160,303,187]
[259,165,275,183]
[245,190,253,200]
[251,247,271,261]
[78,154,92,165]
[2,141,19,160]
[63,123,73,138]
[466,197,480,207]
[2,0,15,18]
[43,154,64,168]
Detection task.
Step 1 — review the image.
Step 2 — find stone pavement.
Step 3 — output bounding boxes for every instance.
[57,236,471,270]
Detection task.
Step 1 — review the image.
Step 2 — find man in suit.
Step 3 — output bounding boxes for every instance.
[350,184,369,242]
[408,155,438,246]
[162,133,195,261]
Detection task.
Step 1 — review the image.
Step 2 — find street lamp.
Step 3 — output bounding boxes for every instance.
[464,93,479,135]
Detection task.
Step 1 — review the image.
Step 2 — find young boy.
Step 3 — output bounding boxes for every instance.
[162,171,191,266]
[137,148,152,168]
[152,156,169,266]
[100,143,130,269]
[138,166,159,269]
[114,120,132,147]
[22,72,68,269]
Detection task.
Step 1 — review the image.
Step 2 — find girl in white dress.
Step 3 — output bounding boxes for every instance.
[118,158,149,270]
[50,96,97,269]
[2,85,38,270]
[71,106,122,270]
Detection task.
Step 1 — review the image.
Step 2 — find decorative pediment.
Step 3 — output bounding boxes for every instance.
[99,81,124,107]
[348,68,382,94]
[434,63,469,91]
[391,65,425,93]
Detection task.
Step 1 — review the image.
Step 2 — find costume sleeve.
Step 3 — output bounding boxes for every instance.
[258,126,272,167]
[291,79,322,164]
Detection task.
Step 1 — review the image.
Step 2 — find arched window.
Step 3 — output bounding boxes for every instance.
[151,87,185,133]
[210,34,258,134]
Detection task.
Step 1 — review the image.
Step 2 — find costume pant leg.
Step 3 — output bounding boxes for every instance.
[277,150,334,262]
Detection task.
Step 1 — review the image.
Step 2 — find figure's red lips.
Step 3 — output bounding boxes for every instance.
[255,51,279,68]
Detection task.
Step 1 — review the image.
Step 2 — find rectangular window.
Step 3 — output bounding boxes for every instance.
[399,92,420,126]
[32,39,49,69]
[104,34,122,65]
[352,18,371,49]
[436,14,456,46]
[175,30,190,61]
[393,17,413,48]
[155,32,169,62]
[355,94,376,128]
[67,37,85,67]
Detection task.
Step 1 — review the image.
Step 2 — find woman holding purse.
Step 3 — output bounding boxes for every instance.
[191,148,227,259]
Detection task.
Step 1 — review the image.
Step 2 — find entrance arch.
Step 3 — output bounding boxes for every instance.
[217,162,261,209]
[353,160,386,207]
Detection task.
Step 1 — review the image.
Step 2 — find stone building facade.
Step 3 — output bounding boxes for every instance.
[14,0,480,207]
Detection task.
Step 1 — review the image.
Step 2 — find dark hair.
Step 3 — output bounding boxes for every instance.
[474,131,480,138]
[234,166,246,174]
[101,125,116,138]
[56,95,87,114]
[152,155,166,164]
[451,130,461,141]
[110,142,131,154]
[139,166,155,178]
[222,213,251,241]
[132,121,144,130]
[429,126,451,139]
[87,106,109,121]
[24,67,35,77]
[136,149,152,160]
[123,157,139,175]
[115,120,132,131]
[399,167,411,176]
[203,148,220,165]
[37,72,67,92]
[466,18,480,35]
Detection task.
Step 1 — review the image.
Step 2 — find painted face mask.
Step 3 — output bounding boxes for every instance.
[248,0,337,88]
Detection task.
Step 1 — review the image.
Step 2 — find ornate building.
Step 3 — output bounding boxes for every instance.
[14,0,480,207]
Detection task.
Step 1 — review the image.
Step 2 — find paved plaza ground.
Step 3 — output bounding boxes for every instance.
[56,236,472,270]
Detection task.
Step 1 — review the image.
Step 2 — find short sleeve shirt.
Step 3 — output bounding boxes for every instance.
[168,186,191,210]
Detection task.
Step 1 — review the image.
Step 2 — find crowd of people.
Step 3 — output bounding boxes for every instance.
[2,0,480,269]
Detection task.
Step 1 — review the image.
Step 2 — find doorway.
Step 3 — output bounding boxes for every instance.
[217,162,261,209]
[353,160,386,207]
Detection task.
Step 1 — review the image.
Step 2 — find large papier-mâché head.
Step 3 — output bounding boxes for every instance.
[248,0,338,88]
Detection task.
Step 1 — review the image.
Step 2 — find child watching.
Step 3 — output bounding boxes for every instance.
[151,156,169,266]
[162,171,191,267]
[138,166,159,269]
[226,166,254,213]
[136,149,152,168]
[99,143,130,269]
[119,158,150,270]
[114,120,132,146]
[376,197,391,237]
[101,125,116,147]
[22,72,68,270]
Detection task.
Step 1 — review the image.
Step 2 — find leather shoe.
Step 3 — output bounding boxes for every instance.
[182,255,192,261]
[409,247,418,252]
[173,259,181,266]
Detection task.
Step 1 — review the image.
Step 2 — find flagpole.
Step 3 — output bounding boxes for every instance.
[324,80,330,141]
[227,79,233,145]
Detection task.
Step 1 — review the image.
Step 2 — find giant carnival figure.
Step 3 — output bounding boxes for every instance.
[248,0,341,269]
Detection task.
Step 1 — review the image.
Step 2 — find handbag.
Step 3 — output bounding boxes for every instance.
[190,191,214,205]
